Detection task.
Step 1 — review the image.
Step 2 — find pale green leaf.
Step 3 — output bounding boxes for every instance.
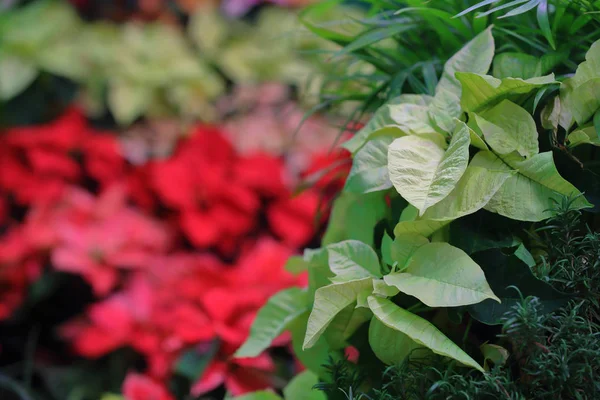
[399,204,419,222]
[436,26,494,98]
[422,163,514,221]
[473,100,538,157]
[324,304,372,349]
[567,39,600,89]
[466,117,489,150]
[344,136,394,194]
[107,80,152,125]
[188,5,228,56]
[563,78,600,125]
[284,371,325,400]
[372,279,400,297]
[428,26,494,133]
[323,192,387,248]
[384,242,499,307]
[368,316,419,365]
[390,234,429,270]
[343,98,438,154]
[457,72,557,113]
[541,95,573,132]
[471,151,591,221]
[327,240,381,282]
[393,219,451,238]
[304,278,373,349]
[480,343,509,370]
[388,123,469,215]
[492,52,540,79]
[233,391,281,400]
[235,288,308,358]
[368,296,484,372]
[0,55,38,100]
[568,125,600,148]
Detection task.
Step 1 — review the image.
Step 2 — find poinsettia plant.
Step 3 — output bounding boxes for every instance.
[236,25,599,397]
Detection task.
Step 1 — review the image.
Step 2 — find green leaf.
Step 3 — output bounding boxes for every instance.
[305,248,333,301]
[472,100,538,158]
[304,278,373,349]
[284,371,325,400]
[393,219,450,238]
[343,97,437,154]
[0,55,38,100]
[514,243,536,267]
[368,316,419,365]
[107,80,152,126]
[563,78,600,125]
[471,151,591,221]
[457,72,556,113]
[344,136,394,194]
[368,296,484,372]
[381,232,394,266]
[421,163,514,221]
[324,304,372,349]
[567,125,599,148]
[233,391,282,400]
[565,39,600,89]
[389,234,429,270]
[327,240,381,282]
[323,192,387,248]
[388,123,470,215]
[285,256,307,275]
[436,26,494,98]
[290,313,331,376]
[427,26,494,133]
[492,53,540,79]
[101,395,124,400]
[384,242,499,307]
[175,340,219,380]
[235,288,308,358]
[467,250,570,325]
[188,5,228,56]
[372,279,400,297]
[480,343,509,370]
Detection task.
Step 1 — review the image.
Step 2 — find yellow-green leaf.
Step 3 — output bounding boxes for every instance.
[473,100,538,158]
[384,243,500,307]
[235,288,308,358]
[388,124,470,215]
[471,151,591,221]
[368,316,419,365]
[303,278,373,349]
[368,296,484,372]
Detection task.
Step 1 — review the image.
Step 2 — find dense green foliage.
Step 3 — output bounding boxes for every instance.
[317,202,600,399]
[236,1,600,399]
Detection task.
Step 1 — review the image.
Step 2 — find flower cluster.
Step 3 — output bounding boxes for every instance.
[0,108,349,399]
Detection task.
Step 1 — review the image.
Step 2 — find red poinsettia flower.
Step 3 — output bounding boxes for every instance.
[47,185,170,295]
[267,190,321,247]
[82,133,126,188]
[191,348,275,397]
[150,126,264,251]
[123,373,174,400]
[0,227,40,320]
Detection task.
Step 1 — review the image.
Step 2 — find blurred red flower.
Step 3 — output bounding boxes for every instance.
[123,373,174,400]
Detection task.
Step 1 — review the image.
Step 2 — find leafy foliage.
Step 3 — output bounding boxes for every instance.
[238,2,600,398]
